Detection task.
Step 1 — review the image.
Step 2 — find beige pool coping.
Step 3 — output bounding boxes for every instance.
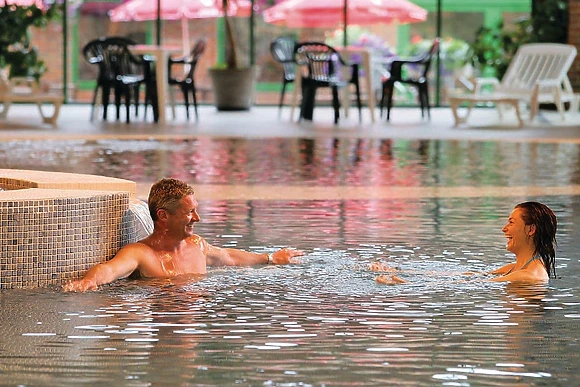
[2,103,580,201]
[0,169,136,197]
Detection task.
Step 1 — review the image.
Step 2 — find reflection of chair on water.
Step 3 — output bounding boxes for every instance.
[294,42,362,124]
[167,38,206,121]
[270,36,297,116]
[83,36,156,123]
[448,43,578,127]
[379,38,440,121]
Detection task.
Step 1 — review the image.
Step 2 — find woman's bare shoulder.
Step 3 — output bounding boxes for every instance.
[491,267,548,283]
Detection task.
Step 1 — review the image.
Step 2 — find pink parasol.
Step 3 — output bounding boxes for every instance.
[263,0,427,28]
[0,0,46,7]
[109,0,251,54]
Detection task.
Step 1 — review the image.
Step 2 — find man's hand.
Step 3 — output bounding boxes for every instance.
[271,248,305,264]
[62,279,98,292]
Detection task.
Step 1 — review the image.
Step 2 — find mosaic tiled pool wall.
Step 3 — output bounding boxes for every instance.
[0,170,150,289]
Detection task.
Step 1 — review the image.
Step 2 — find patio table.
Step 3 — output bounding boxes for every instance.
[130,44,182,124]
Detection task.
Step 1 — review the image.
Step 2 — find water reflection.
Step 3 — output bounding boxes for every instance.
[0,138,579,188]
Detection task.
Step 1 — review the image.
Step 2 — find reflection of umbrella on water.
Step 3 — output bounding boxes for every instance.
[263,0,427,45]
[109,0,251,55]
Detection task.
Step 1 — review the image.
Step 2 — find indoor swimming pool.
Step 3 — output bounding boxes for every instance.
[1,137,579,385]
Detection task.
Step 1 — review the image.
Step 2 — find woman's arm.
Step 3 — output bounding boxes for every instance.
[489,262,516,275]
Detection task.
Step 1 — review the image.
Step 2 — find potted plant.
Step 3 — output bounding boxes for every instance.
[0,3,61,81]
[208,0,258,111]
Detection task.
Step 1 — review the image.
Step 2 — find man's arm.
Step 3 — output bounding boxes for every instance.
[203,239,303,267]
[63,244,144,292]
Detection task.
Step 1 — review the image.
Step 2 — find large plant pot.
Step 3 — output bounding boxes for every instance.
[209,66,258,111]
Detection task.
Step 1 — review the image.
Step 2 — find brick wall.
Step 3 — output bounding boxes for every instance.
[569,0,580,90]
[30,21,64,90]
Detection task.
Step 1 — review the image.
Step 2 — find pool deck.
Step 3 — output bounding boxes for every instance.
[1,103,579,143]
[1,103,580,200]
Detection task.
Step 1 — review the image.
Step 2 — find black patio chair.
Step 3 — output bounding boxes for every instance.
[270,36,296,116]
[82,36,155,123]
[379,38,440,122]
[167,38,206,121]
[294,42,362,124]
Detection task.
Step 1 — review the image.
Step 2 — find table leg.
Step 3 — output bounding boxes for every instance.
[362,51,375,122]
[290,70,301,122]
[154,50,168,124]
[342,86,350,118]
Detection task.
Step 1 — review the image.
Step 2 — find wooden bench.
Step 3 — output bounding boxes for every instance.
[0,74,63,126]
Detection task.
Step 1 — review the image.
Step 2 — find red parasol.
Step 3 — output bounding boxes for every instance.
[0,0,46,7]
[263,0,427,29]
[109,0,251,54]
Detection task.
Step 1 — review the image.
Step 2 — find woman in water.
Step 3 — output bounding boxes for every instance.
[373,201,557,284]
[490,201,557,283]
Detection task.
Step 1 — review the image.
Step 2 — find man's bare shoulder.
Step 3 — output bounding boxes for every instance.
[186,234,204,243]
[184,234,209,250]
[115,240,167,278]
[119,240,157,254]
[110,241,158,269]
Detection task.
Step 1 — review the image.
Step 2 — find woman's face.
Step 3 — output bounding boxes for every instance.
[502,207,535,255]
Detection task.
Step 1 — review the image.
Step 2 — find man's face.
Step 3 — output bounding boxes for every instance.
[167,195,201,238]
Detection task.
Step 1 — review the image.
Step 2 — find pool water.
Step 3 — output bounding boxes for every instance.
[2,138,579,187]
[1,138,580,385]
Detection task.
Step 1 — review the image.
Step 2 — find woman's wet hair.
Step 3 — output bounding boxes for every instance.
[515,201,557,278]
[148,178,195,221]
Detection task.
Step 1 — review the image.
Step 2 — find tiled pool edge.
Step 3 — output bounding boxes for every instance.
[0,170,149,289]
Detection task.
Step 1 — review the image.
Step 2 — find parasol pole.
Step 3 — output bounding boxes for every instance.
[342,0,348,47]
[156,0,161,45]
[63,0,68,102]
[250,0,255,65]
[435,0,441,106]
[181,16,190,56]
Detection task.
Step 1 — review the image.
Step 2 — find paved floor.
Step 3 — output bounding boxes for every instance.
[0,103,579,143]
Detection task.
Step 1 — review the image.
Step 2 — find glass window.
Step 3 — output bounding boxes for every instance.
[44,0,532,107]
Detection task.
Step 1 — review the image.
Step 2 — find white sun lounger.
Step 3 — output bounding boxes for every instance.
[448,43,578,127]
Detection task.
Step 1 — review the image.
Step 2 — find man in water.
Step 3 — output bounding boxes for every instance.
[64,178,304,292]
